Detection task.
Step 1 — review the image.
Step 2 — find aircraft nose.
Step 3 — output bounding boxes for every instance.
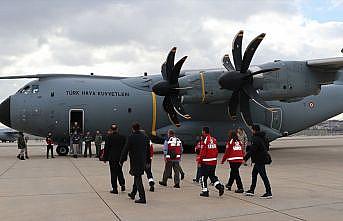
[0,97,11,127]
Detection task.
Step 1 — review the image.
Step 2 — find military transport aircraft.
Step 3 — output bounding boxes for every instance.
[0,30,342,155]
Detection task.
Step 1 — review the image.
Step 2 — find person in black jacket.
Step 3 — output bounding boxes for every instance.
[244,125,272,199]
[103,125,126,194]
[120,123,149,204]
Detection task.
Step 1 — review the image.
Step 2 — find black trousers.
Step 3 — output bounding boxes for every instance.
[131,175,146,200]
[250,163,272,194]
[84,143,92,157]
[227,162,243,189]
[195,165,201,181]
[145,163,154,185]
[109,161,125,190]
[200,164,221,192]
[47,145,53,158]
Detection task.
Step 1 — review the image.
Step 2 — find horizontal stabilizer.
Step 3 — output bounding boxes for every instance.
[307,57,343,71]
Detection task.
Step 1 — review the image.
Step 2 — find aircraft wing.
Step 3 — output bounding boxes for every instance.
[0,74,128,80]
[307,57,343,71]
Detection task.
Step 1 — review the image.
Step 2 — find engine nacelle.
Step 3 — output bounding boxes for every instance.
[179,70,232,104]
[255,61,321,102]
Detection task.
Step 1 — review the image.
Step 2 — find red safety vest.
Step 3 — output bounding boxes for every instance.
[199,135,218,165]
[46,137,53,145]
[166,137,182,161]
[222,139,244,163]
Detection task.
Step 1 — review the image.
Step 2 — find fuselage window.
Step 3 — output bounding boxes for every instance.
[32,85,39,93]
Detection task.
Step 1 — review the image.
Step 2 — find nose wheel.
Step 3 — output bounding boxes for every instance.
[56,145,69,156]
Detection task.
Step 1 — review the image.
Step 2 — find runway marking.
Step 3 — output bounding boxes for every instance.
[69,159,122,221]
[0,160,17,177]
[281,201,343,212]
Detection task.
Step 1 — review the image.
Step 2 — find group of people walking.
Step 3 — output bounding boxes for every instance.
[103,123,153,204]
[102,122,272,204]
[17,121,273,204]
[190,125,272,199]
[219,125,272,198]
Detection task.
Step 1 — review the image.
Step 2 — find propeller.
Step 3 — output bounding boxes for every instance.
[218,31,279,125]
[152,47,191,127]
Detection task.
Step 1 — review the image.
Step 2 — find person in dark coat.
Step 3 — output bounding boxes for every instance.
[103,125,126,194]
[94,130,102,158]
[244,124,272,199]
[120,123,149,204]
[71,131,81,158]
[17,132,26,160]
[46,132,55,159]
[71,122,81,134]
[83,131,93,158]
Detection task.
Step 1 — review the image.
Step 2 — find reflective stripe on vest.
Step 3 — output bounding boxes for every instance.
[166,154,181,158]
[228,156,243,161]
[203,158,217,162]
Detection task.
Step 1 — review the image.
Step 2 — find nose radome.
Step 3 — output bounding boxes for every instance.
[0,97,11,127]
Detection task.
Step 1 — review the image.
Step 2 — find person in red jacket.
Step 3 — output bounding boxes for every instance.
[193,136,203,183]
[46,132,55,159]
[198,127,224,197]
[221,131,244,193]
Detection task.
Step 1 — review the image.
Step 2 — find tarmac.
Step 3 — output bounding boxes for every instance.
[0,136,343,221]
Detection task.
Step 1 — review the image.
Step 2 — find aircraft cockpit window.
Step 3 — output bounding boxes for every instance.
[19,85,31,94]
[31,85,39,93]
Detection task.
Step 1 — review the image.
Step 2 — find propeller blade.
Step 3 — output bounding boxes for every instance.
[241,33,266,73]
[242,84,270,109]
[166,47,176,80]
[172,86,193,90]
[161,62,168,80]
[232,30,244,71]
[169,56,187,84]
[163,96,180,127]
[228,90,239,119]
[168,112,181,127]
[170,96,191,120]
[222,54,235,71]
[248,67,280,77]
[239,90,253,126]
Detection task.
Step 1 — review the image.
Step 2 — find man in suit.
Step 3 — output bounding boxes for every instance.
[120,123,149,204]
[103,125,126,194]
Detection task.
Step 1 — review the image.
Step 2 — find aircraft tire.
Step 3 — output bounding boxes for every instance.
[56,145,69,156]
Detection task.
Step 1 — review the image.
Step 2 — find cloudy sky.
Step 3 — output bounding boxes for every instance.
[0,0,342,126]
